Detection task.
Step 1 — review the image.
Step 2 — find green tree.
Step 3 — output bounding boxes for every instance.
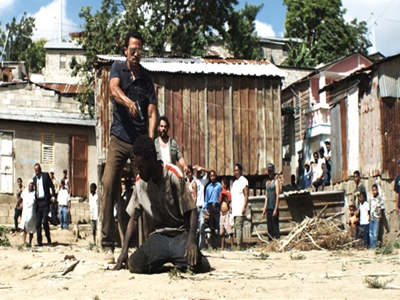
[0,12,35,61]
[225,3,263,59]
[282,0,371,67]
[72,0,262,116]
[23,38,47,73]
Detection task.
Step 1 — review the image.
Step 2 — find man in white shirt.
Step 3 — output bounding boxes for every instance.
[57,179,71,230]
[356,191,369,247]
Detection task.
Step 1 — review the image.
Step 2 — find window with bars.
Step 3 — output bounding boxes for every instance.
[42,133,54,164]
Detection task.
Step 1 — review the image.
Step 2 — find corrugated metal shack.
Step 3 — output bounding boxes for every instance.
[323,53,400,182]
[93,56,285,243]
[319,53,400,236]
[94,56,285,180]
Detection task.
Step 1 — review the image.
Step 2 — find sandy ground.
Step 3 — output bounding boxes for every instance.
[1,227,400,300]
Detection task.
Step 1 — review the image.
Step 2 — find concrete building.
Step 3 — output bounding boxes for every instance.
[43,41,85,84]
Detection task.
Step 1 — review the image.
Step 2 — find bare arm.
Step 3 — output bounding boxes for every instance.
[241,185,249,215]
[148,103,157,139]
[192,181,197,204]
[178,157,188,173]
[262,192,268,217]
[110,77,139,118]
[185,208,199,267]
[114,217,138,270]
[397,193,399,215]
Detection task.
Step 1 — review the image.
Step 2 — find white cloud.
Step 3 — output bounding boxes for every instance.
[31,0,79,42]
[254,20,275,37]
[0,0,15,16]
[342,0,400,56]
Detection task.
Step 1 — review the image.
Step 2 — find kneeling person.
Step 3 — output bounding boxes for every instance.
[114,135,210,273]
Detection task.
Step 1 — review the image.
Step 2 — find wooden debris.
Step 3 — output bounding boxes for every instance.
[264,213,355,252]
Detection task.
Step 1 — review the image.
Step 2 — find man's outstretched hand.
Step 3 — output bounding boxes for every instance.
[184,239,198,267]
[113,252,129,270]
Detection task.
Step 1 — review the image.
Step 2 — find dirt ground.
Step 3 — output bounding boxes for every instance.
[1,227,400,300]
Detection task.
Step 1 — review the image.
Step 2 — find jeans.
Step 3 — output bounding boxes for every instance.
[128,232,210,274]
[14,209,22,231]
[197,207,206,249]
[101,135,136,250]
[59,206,69,230]
[234,216,245,245]
[357,224,369,246]
[369,219,379,248]
[267,209,280,239]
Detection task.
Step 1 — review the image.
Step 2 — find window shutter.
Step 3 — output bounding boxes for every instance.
[42,133,54,164]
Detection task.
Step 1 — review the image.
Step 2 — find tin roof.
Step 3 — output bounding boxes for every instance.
[36,83,85,94]
[44,41,82,50]
[96,55,286,78]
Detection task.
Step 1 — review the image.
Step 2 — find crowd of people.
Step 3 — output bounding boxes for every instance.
[12,165,100,247]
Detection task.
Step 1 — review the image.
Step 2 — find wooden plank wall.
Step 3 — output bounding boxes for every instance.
[152,73,282,176]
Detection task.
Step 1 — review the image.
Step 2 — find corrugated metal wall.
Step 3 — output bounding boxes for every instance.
[95,66,282,176]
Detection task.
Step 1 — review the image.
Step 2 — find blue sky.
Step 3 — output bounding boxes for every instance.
[1,0,400,56]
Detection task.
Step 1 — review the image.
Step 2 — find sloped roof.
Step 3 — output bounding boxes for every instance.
[96,55,286,78]
[36,83,85,94]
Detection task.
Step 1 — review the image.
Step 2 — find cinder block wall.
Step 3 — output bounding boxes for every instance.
[0,196,91,226]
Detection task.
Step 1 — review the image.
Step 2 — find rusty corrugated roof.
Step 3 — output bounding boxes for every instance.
[96,55,286,78]
[37,83,85,94]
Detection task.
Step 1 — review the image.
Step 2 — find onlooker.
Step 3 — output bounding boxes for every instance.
[369,184,385,248]
[118,178,133,245]
[49,168,60,196]
[114,135,210,273]
[204,170,222,249]
[324,138,331,172]
[154,116,188,172]
[356,191,369,247]
[48,168,61,226]
[231,164,249,250]
[186,165,197,203]
[312,163,331,191]
[348,204,359,240]
[62,169,71,194]
[33,163,56,246]
[310,152,321,186]
[101,30,157,262]
[353,170,366,210]
[20,179,36,246]
[193,165,210,249]
[13,177,24,235]
[262,163,281,240]
[303,162,312,189]
[290,174,301,190]
[89,183,98,244]
[57,179,71,230]
[219,178,233,251]
[395,158,400,232]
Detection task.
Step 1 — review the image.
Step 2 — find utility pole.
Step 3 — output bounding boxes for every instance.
[1,30,10,68]
[59,0,63,42]
[370,12,377,53]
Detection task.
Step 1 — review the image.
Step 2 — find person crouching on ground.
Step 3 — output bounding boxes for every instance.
[348,204,359,240]
[356,191,369,247]
[114,135,210,273]
[219,177,234,251]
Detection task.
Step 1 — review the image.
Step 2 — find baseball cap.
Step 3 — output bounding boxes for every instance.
[49,168,55,173]
[267,163,275,171]
[324,138,330,144]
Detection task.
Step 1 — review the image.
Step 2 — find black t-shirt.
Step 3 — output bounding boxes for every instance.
[109,61,157,144]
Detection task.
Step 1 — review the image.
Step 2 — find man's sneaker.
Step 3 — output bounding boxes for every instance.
[104,249,115,264]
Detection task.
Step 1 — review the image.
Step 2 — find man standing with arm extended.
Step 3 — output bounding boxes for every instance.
[114,135,210,273]
[102,30,157,262]
[154,116,188,173]
[33,163,56,246]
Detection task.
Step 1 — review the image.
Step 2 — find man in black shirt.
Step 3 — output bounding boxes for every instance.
[101,30,157,262]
